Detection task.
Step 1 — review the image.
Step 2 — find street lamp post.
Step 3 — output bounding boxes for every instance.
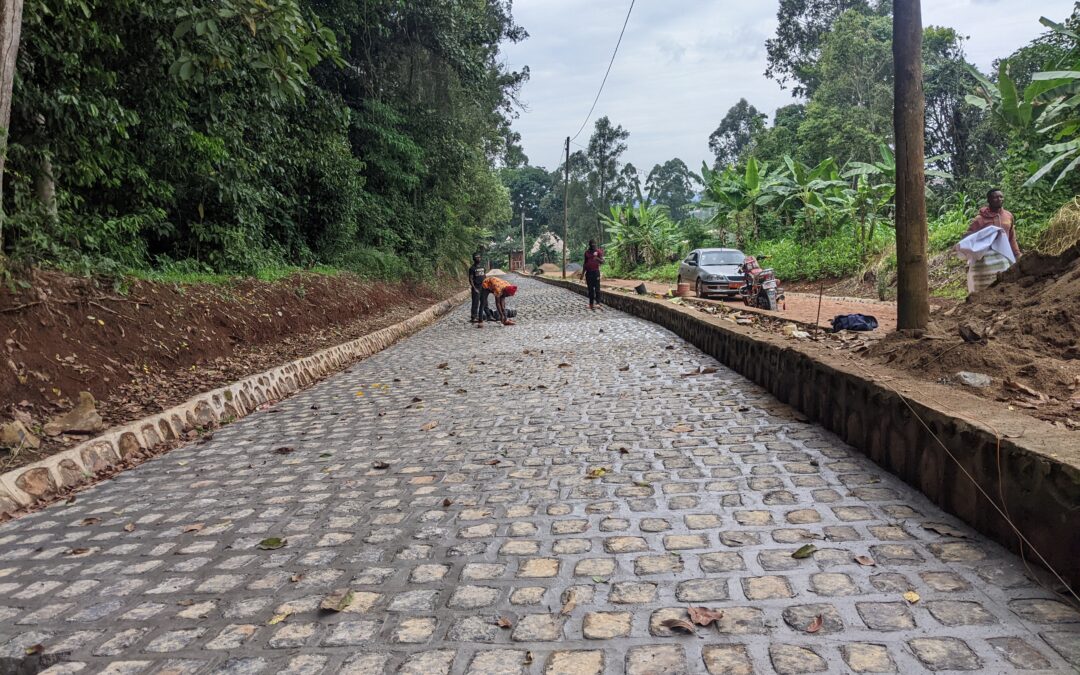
[521,212,532,273]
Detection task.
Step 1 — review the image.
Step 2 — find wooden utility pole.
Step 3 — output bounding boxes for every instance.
[893,0,930,331]
[0,0,25,252]
[562,136,570,278]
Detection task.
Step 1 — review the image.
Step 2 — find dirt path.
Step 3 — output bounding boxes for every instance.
[0,270,460,472]
[602,277,899,332]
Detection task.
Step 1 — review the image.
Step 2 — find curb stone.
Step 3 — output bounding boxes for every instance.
[0,289,469,514]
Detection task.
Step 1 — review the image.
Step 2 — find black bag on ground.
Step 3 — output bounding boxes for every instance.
[483,306,516,321]
[831,314,878,332]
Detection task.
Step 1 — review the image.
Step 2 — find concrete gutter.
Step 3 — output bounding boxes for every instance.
[0,289,470,515]
[536,275,1080,591]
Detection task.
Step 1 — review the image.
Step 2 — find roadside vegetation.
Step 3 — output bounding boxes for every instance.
[496,4,1080,293]
[1,1,526,283]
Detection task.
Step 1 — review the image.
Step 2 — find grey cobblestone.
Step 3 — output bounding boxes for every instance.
[0,277,1075,673]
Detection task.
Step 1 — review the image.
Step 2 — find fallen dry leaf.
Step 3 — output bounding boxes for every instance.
[687,606,724,627]
[66,547,90,556]
[289,573,303,583]
[442,498,453,507]
[485,459,500,466]
[257,537,286,550]
[854,555,876,567]
[272,446,295,455]
[585,467,608,479]
[903,591,921,604]
[177,599,195,607]
[436,362,449,369]
[560,590,577,616]
[922,522,967,538]
[79,517,100,526]
[496,616,513,629]
[182,523,205,533]
[420,421,438,431]
[372,460,390,470]
[320,589,356,612]
[792,544,817,559]
[618,365,629,371]
[670,423,693,433]
[123,522,136,532]
[268,612,290,625]
[661,617,696,634]
[806,614,824,633]
[524,652,534,665]
[25,644,44,655]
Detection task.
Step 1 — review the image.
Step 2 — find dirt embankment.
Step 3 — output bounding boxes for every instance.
[866,242,1080,427]
[0,269,459,470]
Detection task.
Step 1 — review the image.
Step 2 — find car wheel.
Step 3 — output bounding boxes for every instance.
[695,279,704,298]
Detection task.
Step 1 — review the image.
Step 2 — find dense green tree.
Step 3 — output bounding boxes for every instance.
[750,105,807,163]
[795,10,893,166]
[764,0,890,96]
[709,99,766,169]
[3,0,526,278]
[645,159,699,221]
[585,116,630,241]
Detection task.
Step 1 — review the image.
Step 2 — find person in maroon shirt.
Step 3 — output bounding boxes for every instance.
[582,239,604,310]
[967,188,1021,259]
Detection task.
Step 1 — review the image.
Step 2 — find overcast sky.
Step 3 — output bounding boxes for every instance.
[500,0,1077,175]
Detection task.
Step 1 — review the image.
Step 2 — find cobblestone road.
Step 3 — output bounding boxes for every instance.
[1,277,1077,674]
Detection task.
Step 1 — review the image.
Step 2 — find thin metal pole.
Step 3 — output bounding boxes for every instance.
[816,277,826,330]
[562,136,570,278]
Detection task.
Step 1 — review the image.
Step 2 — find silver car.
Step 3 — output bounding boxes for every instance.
[677,248,746,298]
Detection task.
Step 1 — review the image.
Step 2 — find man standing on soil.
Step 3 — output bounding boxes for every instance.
[582,239,604,310]
[468,253,486,323]
[968,189,1021,259]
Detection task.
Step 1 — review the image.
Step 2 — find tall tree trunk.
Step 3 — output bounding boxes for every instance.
[0,0,25,253]
[893,0,929,331]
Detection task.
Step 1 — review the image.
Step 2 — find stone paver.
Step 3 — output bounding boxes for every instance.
[0,277,1075,673]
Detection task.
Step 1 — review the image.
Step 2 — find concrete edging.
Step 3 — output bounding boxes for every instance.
[0,289,470,513]
[536,275,1080,590]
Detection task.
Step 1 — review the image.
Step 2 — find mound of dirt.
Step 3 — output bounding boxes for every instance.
[0,269,459,470]
[865,242,1080,427]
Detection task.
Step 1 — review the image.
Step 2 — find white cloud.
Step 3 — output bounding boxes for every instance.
[501,0,1076,176]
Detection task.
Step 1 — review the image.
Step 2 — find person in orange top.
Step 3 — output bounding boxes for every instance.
[967,188,1021,259]
[477,276,517,326]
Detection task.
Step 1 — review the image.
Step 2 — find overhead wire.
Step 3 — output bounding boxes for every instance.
[568,0,636,143]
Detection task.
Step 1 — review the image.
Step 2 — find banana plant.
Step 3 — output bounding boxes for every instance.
[602,188,681,269]
[966,15,1080,187]
[698,157,781,243]
[1024,18,1080,187]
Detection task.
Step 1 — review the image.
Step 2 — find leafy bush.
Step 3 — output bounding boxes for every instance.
[753,223,893,280]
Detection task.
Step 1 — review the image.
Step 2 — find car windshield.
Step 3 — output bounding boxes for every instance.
[699,251,743,266]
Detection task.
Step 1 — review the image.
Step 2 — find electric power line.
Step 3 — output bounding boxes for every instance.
[568,0,636,143]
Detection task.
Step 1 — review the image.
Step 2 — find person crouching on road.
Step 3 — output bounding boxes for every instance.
[582,239,604,310]
[468,253,486,323]
[477,276,517,327]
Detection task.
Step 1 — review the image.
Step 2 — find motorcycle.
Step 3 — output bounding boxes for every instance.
[738,254,785,311]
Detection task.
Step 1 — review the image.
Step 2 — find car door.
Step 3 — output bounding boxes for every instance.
[680,251,699,283]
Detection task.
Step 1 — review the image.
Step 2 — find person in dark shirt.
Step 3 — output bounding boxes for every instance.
[468,254,486,323]
[582,239,604,310]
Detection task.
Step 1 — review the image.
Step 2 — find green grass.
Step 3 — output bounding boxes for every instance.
[931,277,968,299]
[124,261,343,286]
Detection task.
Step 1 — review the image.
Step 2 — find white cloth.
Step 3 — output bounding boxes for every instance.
[954,226,1016,265]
